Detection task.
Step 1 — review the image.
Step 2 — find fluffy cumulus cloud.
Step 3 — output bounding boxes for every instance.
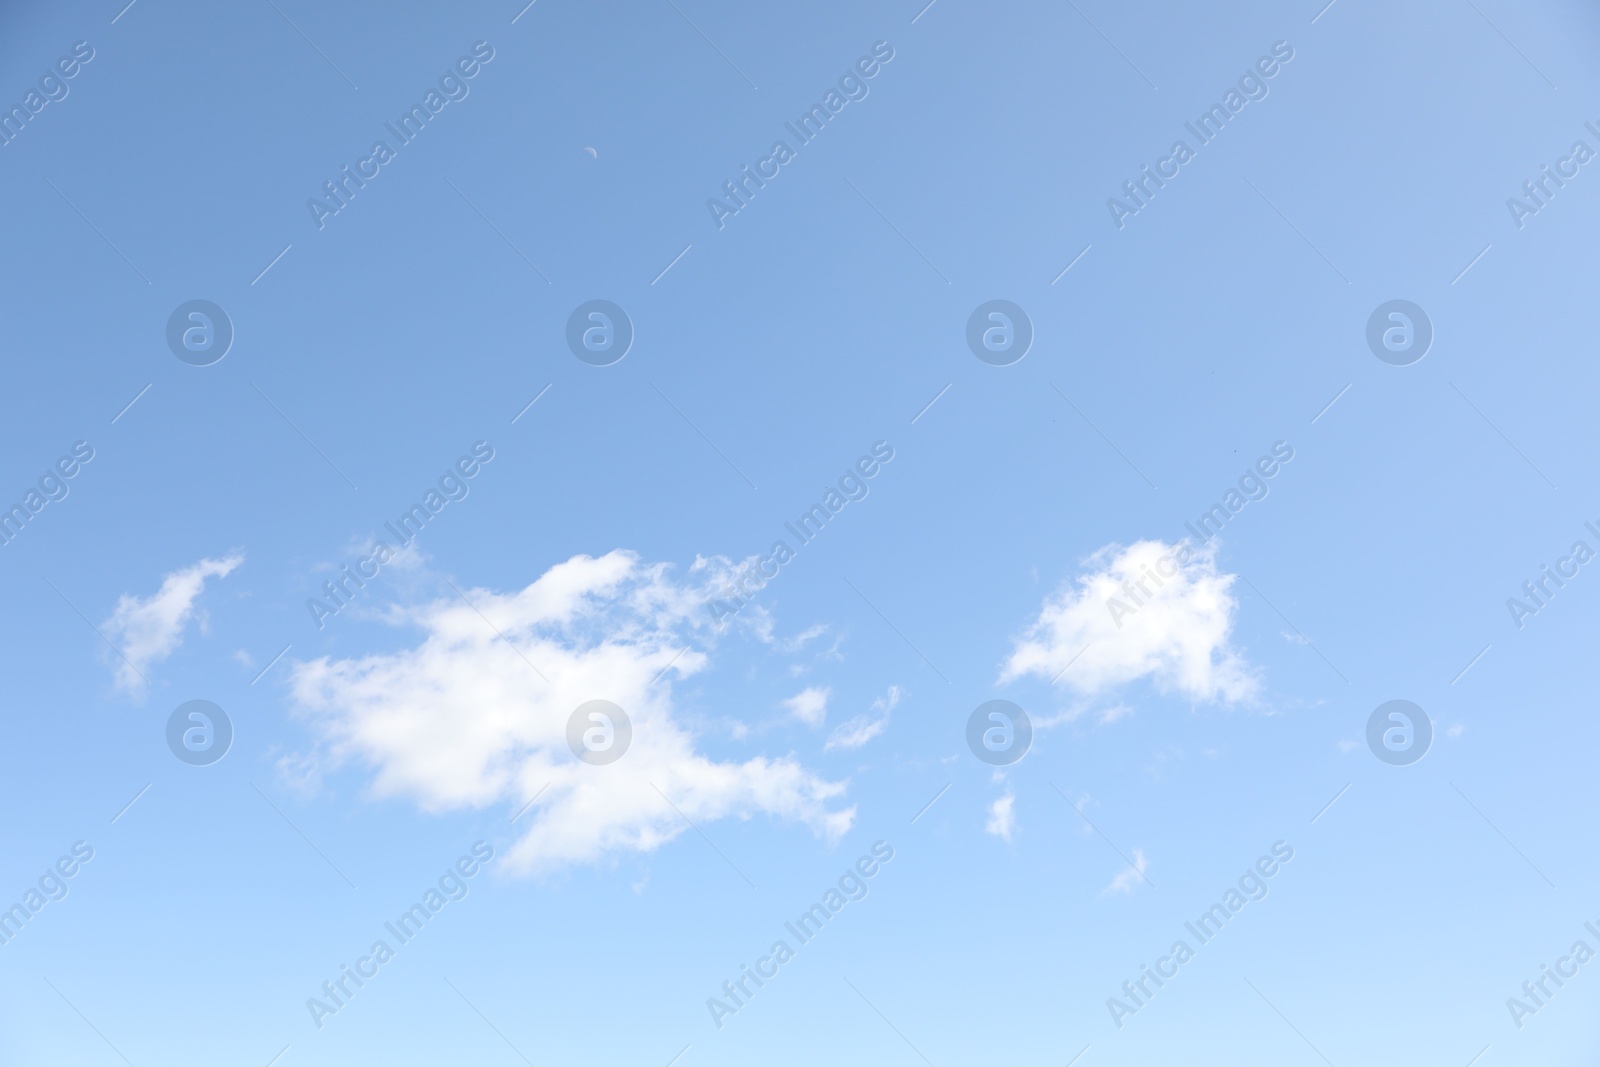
[825,686,899,751]
[288,551,854,875]
[102,553,244,693]
[1002,540,1256,703]
[784,686,830,727]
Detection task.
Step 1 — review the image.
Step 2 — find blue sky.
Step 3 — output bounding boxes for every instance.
[2,0,1600,1064]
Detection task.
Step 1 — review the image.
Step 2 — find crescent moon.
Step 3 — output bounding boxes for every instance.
[583,146,598,159]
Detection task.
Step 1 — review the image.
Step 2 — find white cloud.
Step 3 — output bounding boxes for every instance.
[985,791,1016,841]
[825,685,900,751]
[1098,703,1135,725]
[786,629,845,676]
[1101,848,1149,895]
[1031,707,1086,729]
[1033,701,1135,731]
[784,686,830,727]
[1062,790,1097,837]
[102,553,243,693]
[778,624,829,653]
[287,550,854,876]
[1002,540,1256,703]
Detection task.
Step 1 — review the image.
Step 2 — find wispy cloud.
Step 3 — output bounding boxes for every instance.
[985,791,1016,841]
[1098,703,1135,724]
[102,553,243,694]
[825,685,900,751]
[1101,848,1148,895]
